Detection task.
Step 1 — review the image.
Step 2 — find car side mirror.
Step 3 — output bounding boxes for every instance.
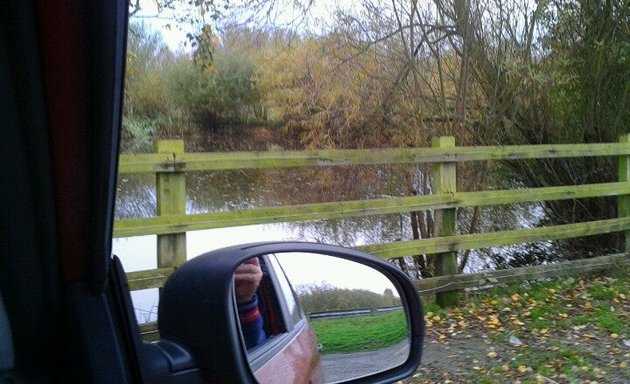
[158,242,424,384]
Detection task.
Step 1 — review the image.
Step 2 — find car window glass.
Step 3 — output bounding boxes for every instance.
[268,255,302,327]
[257,260,283,337]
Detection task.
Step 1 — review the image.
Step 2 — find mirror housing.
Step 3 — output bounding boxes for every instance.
[158,242,424,383]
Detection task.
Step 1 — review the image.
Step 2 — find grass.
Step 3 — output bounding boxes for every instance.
[592,305,624,334]
[409,271,630,384]
[310,309,408,354]
[476,275,628,336]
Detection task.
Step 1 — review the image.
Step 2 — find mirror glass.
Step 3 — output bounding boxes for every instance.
[234,253,410,384]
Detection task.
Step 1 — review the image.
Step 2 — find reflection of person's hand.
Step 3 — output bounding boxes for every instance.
[234,257,262,304]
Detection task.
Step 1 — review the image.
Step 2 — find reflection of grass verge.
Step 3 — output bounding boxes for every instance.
[310,310,407,354]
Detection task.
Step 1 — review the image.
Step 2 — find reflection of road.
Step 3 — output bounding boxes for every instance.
[320,339,410,383]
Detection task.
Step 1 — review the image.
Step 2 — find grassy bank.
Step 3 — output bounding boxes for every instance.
[413,271,629,384]
[310,310,408,354]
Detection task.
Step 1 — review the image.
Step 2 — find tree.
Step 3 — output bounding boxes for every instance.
[445,0,630,255]
[295,283,401,313]
[123,23,183,152]
[124,0,629,263]
[324,0,493,276]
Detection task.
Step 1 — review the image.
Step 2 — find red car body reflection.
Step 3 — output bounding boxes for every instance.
[246,254,325,383]
[254,321,324,384]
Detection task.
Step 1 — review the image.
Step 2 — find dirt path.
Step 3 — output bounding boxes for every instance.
[413,330,520,383]
[410,326,630,383]
[321,340,409,382]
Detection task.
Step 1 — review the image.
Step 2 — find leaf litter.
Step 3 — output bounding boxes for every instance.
[408,272,629,384]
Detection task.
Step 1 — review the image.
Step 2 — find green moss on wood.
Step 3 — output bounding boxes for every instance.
[127,267,174,290]
[414,253,629,294]
[118,143,630,174]
[113,182,630,237]
[358,217,630,259]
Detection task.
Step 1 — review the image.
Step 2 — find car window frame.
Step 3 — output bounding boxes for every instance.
[266,254,303,328]
[246,254,310,371]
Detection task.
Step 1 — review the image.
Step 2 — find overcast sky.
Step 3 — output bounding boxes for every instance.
[132,0,352,52]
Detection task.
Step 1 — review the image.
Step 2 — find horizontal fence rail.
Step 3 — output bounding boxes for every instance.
[414,253,630,294]
[115,182,630,237]
[118,137,630,338]
[125,217,630,291]
[118,143,630,174]
[358,217,630,258]
[307,306,404,320]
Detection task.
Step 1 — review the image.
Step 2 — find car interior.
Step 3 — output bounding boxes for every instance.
[257,257,285,342]
[2,1,136,381]
[0,293,14,377]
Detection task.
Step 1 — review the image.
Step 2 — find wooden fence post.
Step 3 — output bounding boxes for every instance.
[155,140,187,271]
[432,136,459,307]
[619,134,630,254]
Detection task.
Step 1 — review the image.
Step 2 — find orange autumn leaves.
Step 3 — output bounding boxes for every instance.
[416,274,629,383]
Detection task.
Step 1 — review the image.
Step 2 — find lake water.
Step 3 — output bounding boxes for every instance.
[113,224,316,322]
[113,168,407,322]
[112,168,545,323]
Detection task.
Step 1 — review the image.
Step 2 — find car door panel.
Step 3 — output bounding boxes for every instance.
[254,320,323,384]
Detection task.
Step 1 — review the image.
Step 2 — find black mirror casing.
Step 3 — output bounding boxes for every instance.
[158,242,424,383]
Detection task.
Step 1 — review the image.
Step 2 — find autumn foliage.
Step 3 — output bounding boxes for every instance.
[123,0,629,272]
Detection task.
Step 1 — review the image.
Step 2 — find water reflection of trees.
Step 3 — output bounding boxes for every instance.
[187,165,414,246]
[186,169,270,213]
[185,165,412,210]
[115,164,414,245]
[284,216,404,247]
[115,174,156,219]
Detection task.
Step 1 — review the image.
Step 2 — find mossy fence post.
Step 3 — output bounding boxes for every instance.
[619,134,630,253]
[432,136,459,307]
[155,140,187,272]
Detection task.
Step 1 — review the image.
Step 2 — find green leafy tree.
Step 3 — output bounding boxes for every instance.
[169,50,260,130]
[123,24,177,152]
[464,0,630,255]
[296,283,401,313]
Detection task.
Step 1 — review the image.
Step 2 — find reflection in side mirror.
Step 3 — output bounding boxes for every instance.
[159,242,422,384]
[239,253,411,384]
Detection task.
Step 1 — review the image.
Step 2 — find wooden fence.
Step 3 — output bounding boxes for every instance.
[115,136,630,334]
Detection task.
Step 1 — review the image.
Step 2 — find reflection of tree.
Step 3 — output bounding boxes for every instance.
[285,216,401,248]
[295,283,400,313]
[261,165,413,247]
[263,165,410,205]
[186,164,414,247]
[186,170,269,214]
[115,164,411,247]
[185,164,407,208]
[115,174,157,219]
